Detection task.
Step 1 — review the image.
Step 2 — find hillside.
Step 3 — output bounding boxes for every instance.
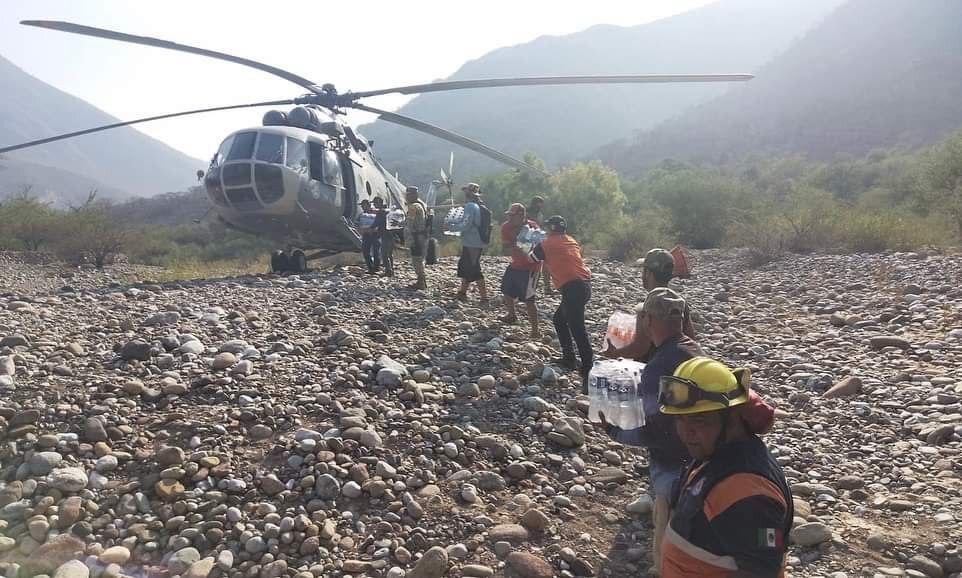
[0,157,127,207]
[0,54,204,198]
[599,0,962,177]
[360,0,843,187]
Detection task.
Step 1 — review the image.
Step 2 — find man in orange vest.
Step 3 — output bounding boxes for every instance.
[658,357,792,577]
[531,215,592,389]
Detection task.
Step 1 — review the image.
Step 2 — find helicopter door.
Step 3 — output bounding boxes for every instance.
[338,154,357,218]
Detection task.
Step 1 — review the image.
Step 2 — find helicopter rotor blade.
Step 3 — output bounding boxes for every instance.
[0,99,295,155]
[352,103,549,176]
[21,20,325,94]
[350,73,754,99]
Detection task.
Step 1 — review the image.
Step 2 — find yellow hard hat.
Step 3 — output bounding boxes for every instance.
[659,357,749,415]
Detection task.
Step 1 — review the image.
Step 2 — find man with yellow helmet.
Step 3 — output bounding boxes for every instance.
[658,357,792,578]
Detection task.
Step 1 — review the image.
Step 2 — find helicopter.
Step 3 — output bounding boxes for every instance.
[0,20,753,273]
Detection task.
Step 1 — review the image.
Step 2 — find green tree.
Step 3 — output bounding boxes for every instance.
[55,193,129,268]
[921,132,962,239]
[646,169,746,248]
[0,187,58,250]
[551,160,625,243]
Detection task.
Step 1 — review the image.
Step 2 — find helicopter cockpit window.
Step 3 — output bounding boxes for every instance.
[212,135,233,167]
[322,150,343,188]
[255,133,285,164]
[285,138,307,173]
[227,131,256,161]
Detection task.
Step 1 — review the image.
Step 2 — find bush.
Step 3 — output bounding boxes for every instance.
[833,212,928,253]
[0,194,58,250]
[646,168,750,249]
[54,203,129,268]
[727,216,787,267]
[599,211,669,262]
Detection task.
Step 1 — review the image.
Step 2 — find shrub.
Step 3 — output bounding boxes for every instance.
[0,193,58,250]
[599,211,670,262]
[727,215,787,267]
[54,201,129,268]
[834,211,932,253]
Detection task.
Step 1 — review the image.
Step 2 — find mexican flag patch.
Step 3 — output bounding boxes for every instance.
[758,528,782,548]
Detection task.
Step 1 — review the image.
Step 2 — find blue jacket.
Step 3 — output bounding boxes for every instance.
[459,202,486,248]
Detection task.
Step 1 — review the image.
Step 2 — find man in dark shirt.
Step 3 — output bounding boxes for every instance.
[605,248,696,362]
[372,197,394,277]
[598,287,703,571]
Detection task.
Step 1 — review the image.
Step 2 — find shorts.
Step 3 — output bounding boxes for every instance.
[457,246,484,281]
[501,266,540,302]
[649,459,683,499]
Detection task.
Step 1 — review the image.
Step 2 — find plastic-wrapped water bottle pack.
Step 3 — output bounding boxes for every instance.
[443,206,466,236]
[516,224,548,254]
[588,358,646,429]
[387,209,406,230]
[604,311,636,350]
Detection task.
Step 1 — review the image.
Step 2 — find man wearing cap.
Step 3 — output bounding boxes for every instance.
[372,197,394,277]
[358,199,380,274]
[453,183,489,304]
[604,248,696,362]
[499,202,542,338]
[405,186,429,290]
[597,287,704,571]
[658,357,792,577]
[531,216,592,386]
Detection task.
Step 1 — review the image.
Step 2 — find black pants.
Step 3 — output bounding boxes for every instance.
[362,235,381,272]
[554,279,592,371]
[380,232,395,275]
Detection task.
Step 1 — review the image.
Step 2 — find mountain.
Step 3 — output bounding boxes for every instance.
[599,0,962,177]
[0,157,127,207]
[0,54,204,198]
[360,0,844,187]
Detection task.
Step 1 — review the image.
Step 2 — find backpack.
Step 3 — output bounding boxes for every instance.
[478,202,492,245]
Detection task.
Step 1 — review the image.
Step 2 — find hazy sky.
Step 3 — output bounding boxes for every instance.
[1,0,714,161]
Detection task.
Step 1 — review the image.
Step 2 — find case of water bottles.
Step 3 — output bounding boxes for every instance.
[387,208,406,230]
[357,213,376,228]
[443,206,466,236]
[516,224,548,254]
[588,358,646,429]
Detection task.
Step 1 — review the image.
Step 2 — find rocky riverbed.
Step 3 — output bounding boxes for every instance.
[1,249,961,578]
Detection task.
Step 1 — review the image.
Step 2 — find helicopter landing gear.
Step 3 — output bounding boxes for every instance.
[271,249,309,274]
[291,250,308,273]
[270,250,289,273]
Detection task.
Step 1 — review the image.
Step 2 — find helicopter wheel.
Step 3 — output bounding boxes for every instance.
[291,249,308,273]
[271,250,290,274]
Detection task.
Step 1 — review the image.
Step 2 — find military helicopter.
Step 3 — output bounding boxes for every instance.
[0,20,753,273]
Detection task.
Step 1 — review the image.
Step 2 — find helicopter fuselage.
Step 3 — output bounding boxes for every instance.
[202,106,407,252]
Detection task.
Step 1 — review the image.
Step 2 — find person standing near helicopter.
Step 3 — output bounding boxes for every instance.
[358,199,380,274]
[405,186,429,290]
[452,183,491,305]
[372,197,394,277]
